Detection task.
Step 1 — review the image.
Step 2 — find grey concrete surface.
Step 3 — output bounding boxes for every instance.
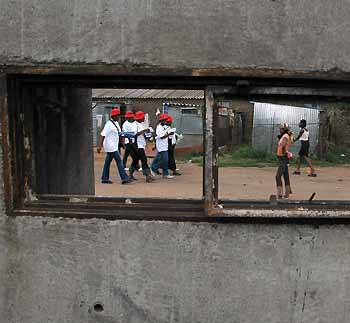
[1,1,350,322]
[0,0,349,72]
[1,217,350,323]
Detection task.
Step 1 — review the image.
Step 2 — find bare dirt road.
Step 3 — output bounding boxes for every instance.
[95,153,350,201]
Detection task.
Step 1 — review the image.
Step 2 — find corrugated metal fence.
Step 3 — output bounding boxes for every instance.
[252,102,320,155]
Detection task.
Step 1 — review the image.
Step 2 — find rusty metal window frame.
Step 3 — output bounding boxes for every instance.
[2,74,350,222]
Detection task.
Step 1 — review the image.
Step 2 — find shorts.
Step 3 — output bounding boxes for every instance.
[299,140,309,157]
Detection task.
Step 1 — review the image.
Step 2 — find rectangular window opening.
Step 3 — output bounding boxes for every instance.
[5,75,205,218]
[208,83,350,218]
[4,75,350,220]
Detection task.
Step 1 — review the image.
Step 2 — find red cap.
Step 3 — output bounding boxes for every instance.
[134,111,145,121]
[125,111,134,118]
[110,108,120,117]
[167,115,173,122]
[159,113,169,121]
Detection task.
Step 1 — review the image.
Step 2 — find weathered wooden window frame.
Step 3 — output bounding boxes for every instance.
[2,73,350,221]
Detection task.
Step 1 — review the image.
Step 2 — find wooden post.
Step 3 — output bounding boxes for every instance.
[203,87,218,215]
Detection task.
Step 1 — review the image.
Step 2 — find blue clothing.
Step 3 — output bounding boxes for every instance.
[101,151,129,182]
[151,151,169,176]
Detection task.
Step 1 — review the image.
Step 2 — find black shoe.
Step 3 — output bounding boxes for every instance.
[155,170,161,175]
[130,175,138,181]
[101,180,113,184]
[308,173,317,177]
[122,179,133,184]
[172,170,182,176]
[293,171,301,175]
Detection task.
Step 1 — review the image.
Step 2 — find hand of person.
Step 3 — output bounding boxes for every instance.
[97,147,102,154]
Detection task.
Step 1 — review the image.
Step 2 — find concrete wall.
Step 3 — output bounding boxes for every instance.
[1,1,350,322]
[1,218,350,323]
[0,0,350,73]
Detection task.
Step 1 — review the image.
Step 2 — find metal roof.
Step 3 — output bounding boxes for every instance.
[92,89,204,100]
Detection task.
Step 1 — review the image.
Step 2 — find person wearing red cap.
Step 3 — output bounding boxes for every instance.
[166,115,181,176]
[133,111,155,183]
[122,111,140,180]
[97,108,132,184]
[151,114,174,179]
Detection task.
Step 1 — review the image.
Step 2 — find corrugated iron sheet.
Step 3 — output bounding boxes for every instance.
[252,102,320,155]
[92,89,204,100]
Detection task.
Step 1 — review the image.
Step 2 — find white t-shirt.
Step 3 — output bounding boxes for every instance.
[122,121,137,144]
[170,133,176,145]
[101,120,121,152]
[156,124,169,152]
[136,122,147,149]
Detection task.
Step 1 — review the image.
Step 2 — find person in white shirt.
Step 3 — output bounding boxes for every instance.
[166,115,181,176]
[293,119,317,177]
[97,108,132,184]
[122,111,140,180]
[151,114,174,179]
[134,111,155,183]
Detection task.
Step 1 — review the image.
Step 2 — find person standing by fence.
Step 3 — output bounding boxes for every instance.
[293,119,317,177]
[276,123,293,199]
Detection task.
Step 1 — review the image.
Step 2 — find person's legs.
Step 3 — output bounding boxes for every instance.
[275,157,284,198]
[151,152,162,172]
[123,144,131,168]
[282,157,292,197]
[168,146,176,171]
[138,149,149,173]
[138,148,154,182]
[128,143,140,178]
[101,152,113,182]
[112,151,130,182]
[294,156,301,174]
[160,151,170,177]
[304,156,316,175]
[168,145,181,175]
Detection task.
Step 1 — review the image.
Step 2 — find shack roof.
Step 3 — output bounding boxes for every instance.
[92,89,204,100]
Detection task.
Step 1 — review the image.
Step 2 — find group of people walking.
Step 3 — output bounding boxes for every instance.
[97,108,181,185]
[98,109,316,199]
[276,119,317,199]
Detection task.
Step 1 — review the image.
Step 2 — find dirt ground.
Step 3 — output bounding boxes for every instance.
[95,153,350,201]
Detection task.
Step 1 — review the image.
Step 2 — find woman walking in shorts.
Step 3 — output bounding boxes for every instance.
[293,119,317,177]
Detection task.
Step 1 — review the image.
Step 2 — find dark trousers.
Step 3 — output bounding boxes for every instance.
[101,151,129,182]
[123,143,139,172]
[135,148,151,176]
[275,156,290,187]
[168,144,177,171]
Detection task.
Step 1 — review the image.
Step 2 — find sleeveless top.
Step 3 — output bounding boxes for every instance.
[300,128,309,141]
[277,133,291,157]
